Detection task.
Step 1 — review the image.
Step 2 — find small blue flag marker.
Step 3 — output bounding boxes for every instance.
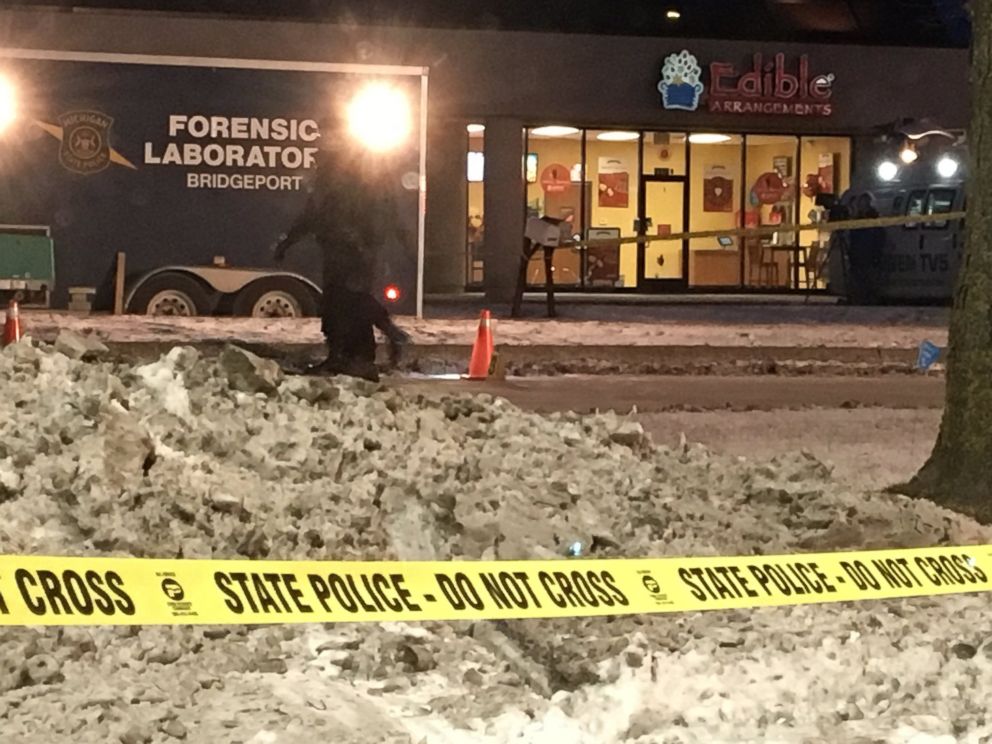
[916,340,942,371]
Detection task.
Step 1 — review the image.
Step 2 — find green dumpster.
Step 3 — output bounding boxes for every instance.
[0,229,55,307]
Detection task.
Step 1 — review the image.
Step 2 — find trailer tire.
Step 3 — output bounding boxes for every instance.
[232,276,320,318]
[128,272,217,317]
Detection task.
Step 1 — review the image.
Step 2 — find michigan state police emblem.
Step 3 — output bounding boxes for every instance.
[58,111,112,174]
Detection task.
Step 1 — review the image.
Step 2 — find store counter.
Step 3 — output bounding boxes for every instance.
[690,249,740,286]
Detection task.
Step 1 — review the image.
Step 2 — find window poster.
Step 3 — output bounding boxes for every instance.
[586,227,621,285]
[598,157,630,208]
[703,165,734,212]
[526,153,538,184]
[773,155,793,178]
[817,152,836,194]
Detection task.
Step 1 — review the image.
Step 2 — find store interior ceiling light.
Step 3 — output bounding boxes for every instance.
[597,131,639,142]
[466,123,485,134]
[688,133,732,144]
[530,125,580,137]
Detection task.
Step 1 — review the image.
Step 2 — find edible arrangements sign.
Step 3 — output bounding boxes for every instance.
[0,545,988,626]
[658,49,835,117]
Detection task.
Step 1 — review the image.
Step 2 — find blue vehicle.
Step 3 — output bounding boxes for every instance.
[827,134,965,303]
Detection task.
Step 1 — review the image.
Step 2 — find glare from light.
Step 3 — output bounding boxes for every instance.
[876,160,899,182]
[899,145,918,164]
[0,75,16,134]
[345,83,412,153]
[666,9,681,20]
[937,156,959,178]
[597,131,640,142]
[467,151,484,182]
[688,133,732,144]
[467,123,485,134]
[384,284,401,302]
[530,125,580,138]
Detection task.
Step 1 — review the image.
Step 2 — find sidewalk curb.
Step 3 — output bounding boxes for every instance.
[97,341,925,376]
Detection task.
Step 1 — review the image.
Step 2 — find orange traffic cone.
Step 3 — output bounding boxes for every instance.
[3,300,21,347]
[466,309,495,380]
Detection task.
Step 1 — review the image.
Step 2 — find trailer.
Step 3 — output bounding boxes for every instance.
[0,49,428,317]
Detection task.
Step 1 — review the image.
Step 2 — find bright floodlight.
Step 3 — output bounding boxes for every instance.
[899,145,918,164]
[346,83,412,153]
[0,75,16,134]
[876,160,898,182]
[937,156,959,179]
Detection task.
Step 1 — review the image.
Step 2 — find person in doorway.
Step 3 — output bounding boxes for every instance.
[846,192,885,304]
[273,128,410,381]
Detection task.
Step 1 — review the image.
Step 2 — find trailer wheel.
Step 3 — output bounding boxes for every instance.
[232,277,320,318]
[128,272,216,316]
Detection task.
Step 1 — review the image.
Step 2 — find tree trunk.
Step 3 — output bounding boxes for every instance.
[905,0,992,521]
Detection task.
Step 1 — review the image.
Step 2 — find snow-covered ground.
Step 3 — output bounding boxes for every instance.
[639,408,940,491]
[0,335,984,744]
[19,304,949,348]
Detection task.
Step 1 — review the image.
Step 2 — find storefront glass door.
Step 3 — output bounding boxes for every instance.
[638,176,688,289]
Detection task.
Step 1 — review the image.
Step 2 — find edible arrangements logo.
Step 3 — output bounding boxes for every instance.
[658,50,835,117]
[658,50,705,112]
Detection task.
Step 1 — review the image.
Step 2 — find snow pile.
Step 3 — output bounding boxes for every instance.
[0,335,989,743]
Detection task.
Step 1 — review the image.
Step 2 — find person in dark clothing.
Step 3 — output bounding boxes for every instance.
[846,193,885,304]
[273,140,410,381]
[822,198,851,299]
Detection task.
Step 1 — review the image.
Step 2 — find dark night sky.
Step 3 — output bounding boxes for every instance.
[4,0,973,47]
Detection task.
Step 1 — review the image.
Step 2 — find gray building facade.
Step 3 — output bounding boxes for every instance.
[0,8,970,300]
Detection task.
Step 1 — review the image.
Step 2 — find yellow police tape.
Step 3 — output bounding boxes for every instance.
[0,546,989,626]
[564,210,967,249]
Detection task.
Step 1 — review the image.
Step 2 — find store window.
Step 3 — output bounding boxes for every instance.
[524,126,584,287]
[466,123,485,286]
[586,130,640,288]
[688,133,742,287]
[798,136,850,289]
[483,126,851,293]
[743,135,798,289]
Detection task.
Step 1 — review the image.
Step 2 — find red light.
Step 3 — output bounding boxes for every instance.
[384,284,401,302]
